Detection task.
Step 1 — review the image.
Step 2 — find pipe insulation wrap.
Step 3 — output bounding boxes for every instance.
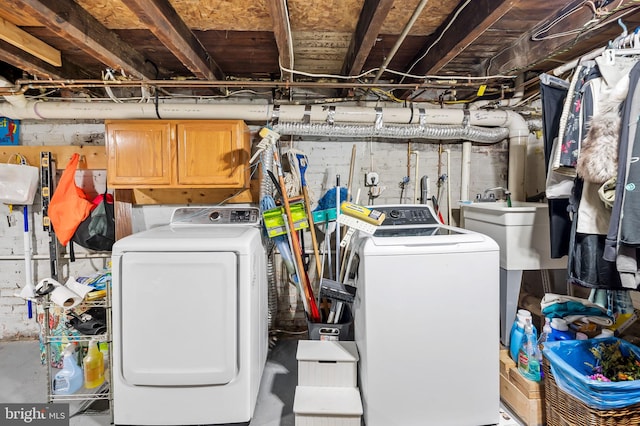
[0,76,530,200]
[273,122,509,143]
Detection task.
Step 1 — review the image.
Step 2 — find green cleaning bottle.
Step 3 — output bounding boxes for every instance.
[83,339,105,389]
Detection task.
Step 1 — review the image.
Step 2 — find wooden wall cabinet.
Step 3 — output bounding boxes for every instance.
[105,120,250,189]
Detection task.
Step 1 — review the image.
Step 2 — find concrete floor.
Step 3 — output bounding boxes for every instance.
[0,337,299,426]
[0,337,523,426]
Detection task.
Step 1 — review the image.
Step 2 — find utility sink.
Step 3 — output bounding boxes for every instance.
[461,201,566,270]
[461,201,568,345]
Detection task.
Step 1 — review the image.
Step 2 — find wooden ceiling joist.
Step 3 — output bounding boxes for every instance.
[267,0,293,81]
[405,0,515,78]
[0,16,61,66]
[341,0,394,77]
[4,0,155,80]
[484,0,640,75]
[120,0,224,81]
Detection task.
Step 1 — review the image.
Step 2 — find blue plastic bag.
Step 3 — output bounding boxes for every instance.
[543,337,640,410]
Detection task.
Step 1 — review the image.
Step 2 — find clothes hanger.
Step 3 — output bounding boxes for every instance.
[552,20,637,75]
[600,20,640,64]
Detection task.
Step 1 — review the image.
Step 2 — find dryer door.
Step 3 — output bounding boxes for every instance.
[120,251,237,386]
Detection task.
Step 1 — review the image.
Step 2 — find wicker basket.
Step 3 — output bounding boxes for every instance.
[543,359,640,426]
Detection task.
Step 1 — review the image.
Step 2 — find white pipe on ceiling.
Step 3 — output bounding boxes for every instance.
[372,0,430,83]
[0,78,529,200]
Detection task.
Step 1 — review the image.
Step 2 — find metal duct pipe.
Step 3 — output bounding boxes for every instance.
[274,122,509,143]
[273,122,509,143]
[260,143,278,330]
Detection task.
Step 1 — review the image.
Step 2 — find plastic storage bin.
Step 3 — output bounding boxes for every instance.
[542,337,640,410]
[297,340,358,387]
[306,304,354,341]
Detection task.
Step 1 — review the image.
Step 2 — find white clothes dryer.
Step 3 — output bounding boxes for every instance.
[111,207,268,425]
[347,205,500,426]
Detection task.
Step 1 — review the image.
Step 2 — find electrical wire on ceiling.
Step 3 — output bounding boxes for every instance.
[165,89,274,99]
[277,64,516,82]
[530,0,634,41]
[400,0,473,84]
[367,88,404,102]
[531,1,599,41]
[283,0,295,72]
[36,88,274,103]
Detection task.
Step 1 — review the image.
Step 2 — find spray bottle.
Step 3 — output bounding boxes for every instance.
[517,317,541,382]
[83,338,105,389]
[52,344,83,395]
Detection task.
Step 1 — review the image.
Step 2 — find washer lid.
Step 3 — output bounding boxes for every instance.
[373,226,466,238]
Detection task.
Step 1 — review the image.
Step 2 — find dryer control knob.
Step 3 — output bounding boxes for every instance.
[389,209,400,219]
[209,211,221,221]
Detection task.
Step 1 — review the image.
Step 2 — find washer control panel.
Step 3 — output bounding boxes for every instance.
[171,207,260,225]
[373,205,439,226]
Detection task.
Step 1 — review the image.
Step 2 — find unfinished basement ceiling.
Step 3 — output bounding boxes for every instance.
[0,0,639,103]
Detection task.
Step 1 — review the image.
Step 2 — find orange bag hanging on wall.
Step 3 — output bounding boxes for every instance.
[48,153,94,246]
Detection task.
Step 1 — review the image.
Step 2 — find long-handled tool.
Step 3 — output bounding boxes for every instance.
[272,145,321,322]
[294,152,322,282]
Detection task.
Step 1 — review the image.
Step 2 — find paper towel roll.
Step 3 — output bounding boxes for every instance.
[65,277,93,298]
[51,285,83,309]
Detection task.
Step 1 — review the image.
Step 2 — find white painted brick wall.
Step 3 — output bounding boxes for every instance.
[0,120,107,340]
[0,118,543,338]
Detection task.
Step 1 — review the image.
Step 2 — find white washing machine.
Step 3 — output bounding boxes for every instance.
[348,205,500,426]
[111,207,268,425]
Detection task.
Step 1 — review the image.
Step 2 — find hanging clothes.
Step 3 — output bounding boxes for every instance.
[568,178,623,289]
[540,74,571,258]
[604,60,640,262]
[575,66,607,236]
[620,89,640,246]
[576,63,632,236]
[616,95,640,289]
[566,53,640,291]
[558,64,595,169]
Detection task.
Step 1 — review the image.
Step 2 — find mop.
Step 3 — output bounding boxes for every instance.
[285,148,322,283]
[314,186,348,281]
[264,129,320,322]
